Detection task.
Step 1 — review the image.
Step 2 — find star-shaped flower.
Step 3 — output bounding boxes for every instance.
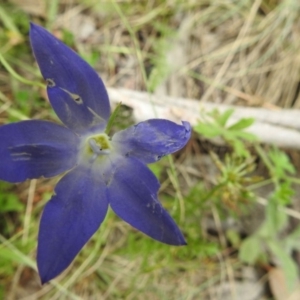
[0,23,191,284]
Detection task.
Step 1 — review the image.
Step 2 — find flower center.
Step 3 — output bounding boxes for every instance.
[84,133,112,163]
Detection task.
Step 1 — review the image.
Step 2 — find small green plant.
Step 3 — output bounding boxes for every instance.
[239,146,299,291]
[194,108,300,293]
[194,108,256,157]
[209,152,260,214]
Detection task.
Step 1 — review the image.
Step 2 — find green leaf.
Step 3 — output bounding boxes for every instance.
[233,131,257,141]
[0,194,23,212]
[228,118,255,131]
[265,200,288,234]
[217,109,234,126]
[105,102,122,134]
[231,139,250,157]
[239,236,261,264]
[62,28,75,47]
[285,225,300,252]
[268,148,296,178]
[272,182,294,205]
[0,248,27,265]
[0,243,35,269]
[267,240,298,292]
[149,161,164,179]
[287,224,300,241]
[223,128,257,146]
[226,229,241,248]
[194,123,222,138]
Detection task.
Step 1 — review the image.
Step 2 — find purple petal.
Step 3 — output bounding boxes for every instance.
[30,23,110,133]
[107,157,186,245]
[37,166,108,284]
[0,120,79,183]
[112,119,191,164]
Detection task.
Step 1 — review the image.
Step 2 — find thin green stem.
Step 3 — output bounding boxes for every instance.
[248,178,273,190]
[46,0,60,29]
[167,155,185,223]
[201,182,226,203]
[0,52,45,88]
[105,102,122,135]
[254,144,273,171]
[254,143,279,188]
[0,6,22,35]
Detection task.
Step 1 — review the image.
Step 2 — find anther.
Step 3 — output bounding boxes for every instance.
[89,139,110,156]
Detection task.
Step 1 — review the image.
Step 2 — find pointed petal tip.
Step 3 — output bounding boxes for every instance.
[38,264,55,285]
[181,120,191,133]
[164,233,187,246]
[37,256,65,285]
[38,260,56,285]
[29,23,46,46]
[29,23,54,46]
[40,275,50,285]
[29,22,43,35]
[178,236,187,246]
[151,233,187,246]
[165,240,187,246]
[176,242,187,246]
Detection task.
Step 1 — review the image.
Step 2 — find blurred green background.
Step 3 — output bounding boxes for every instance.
[1,0,300,299]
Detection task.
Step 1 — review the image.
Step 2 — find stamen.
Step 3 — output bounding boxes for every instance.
[89,139,102,155]
[88,138,110,163]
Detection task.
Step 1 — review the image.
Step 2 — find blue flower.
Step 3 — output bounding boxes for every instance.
[0,23,191,284]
